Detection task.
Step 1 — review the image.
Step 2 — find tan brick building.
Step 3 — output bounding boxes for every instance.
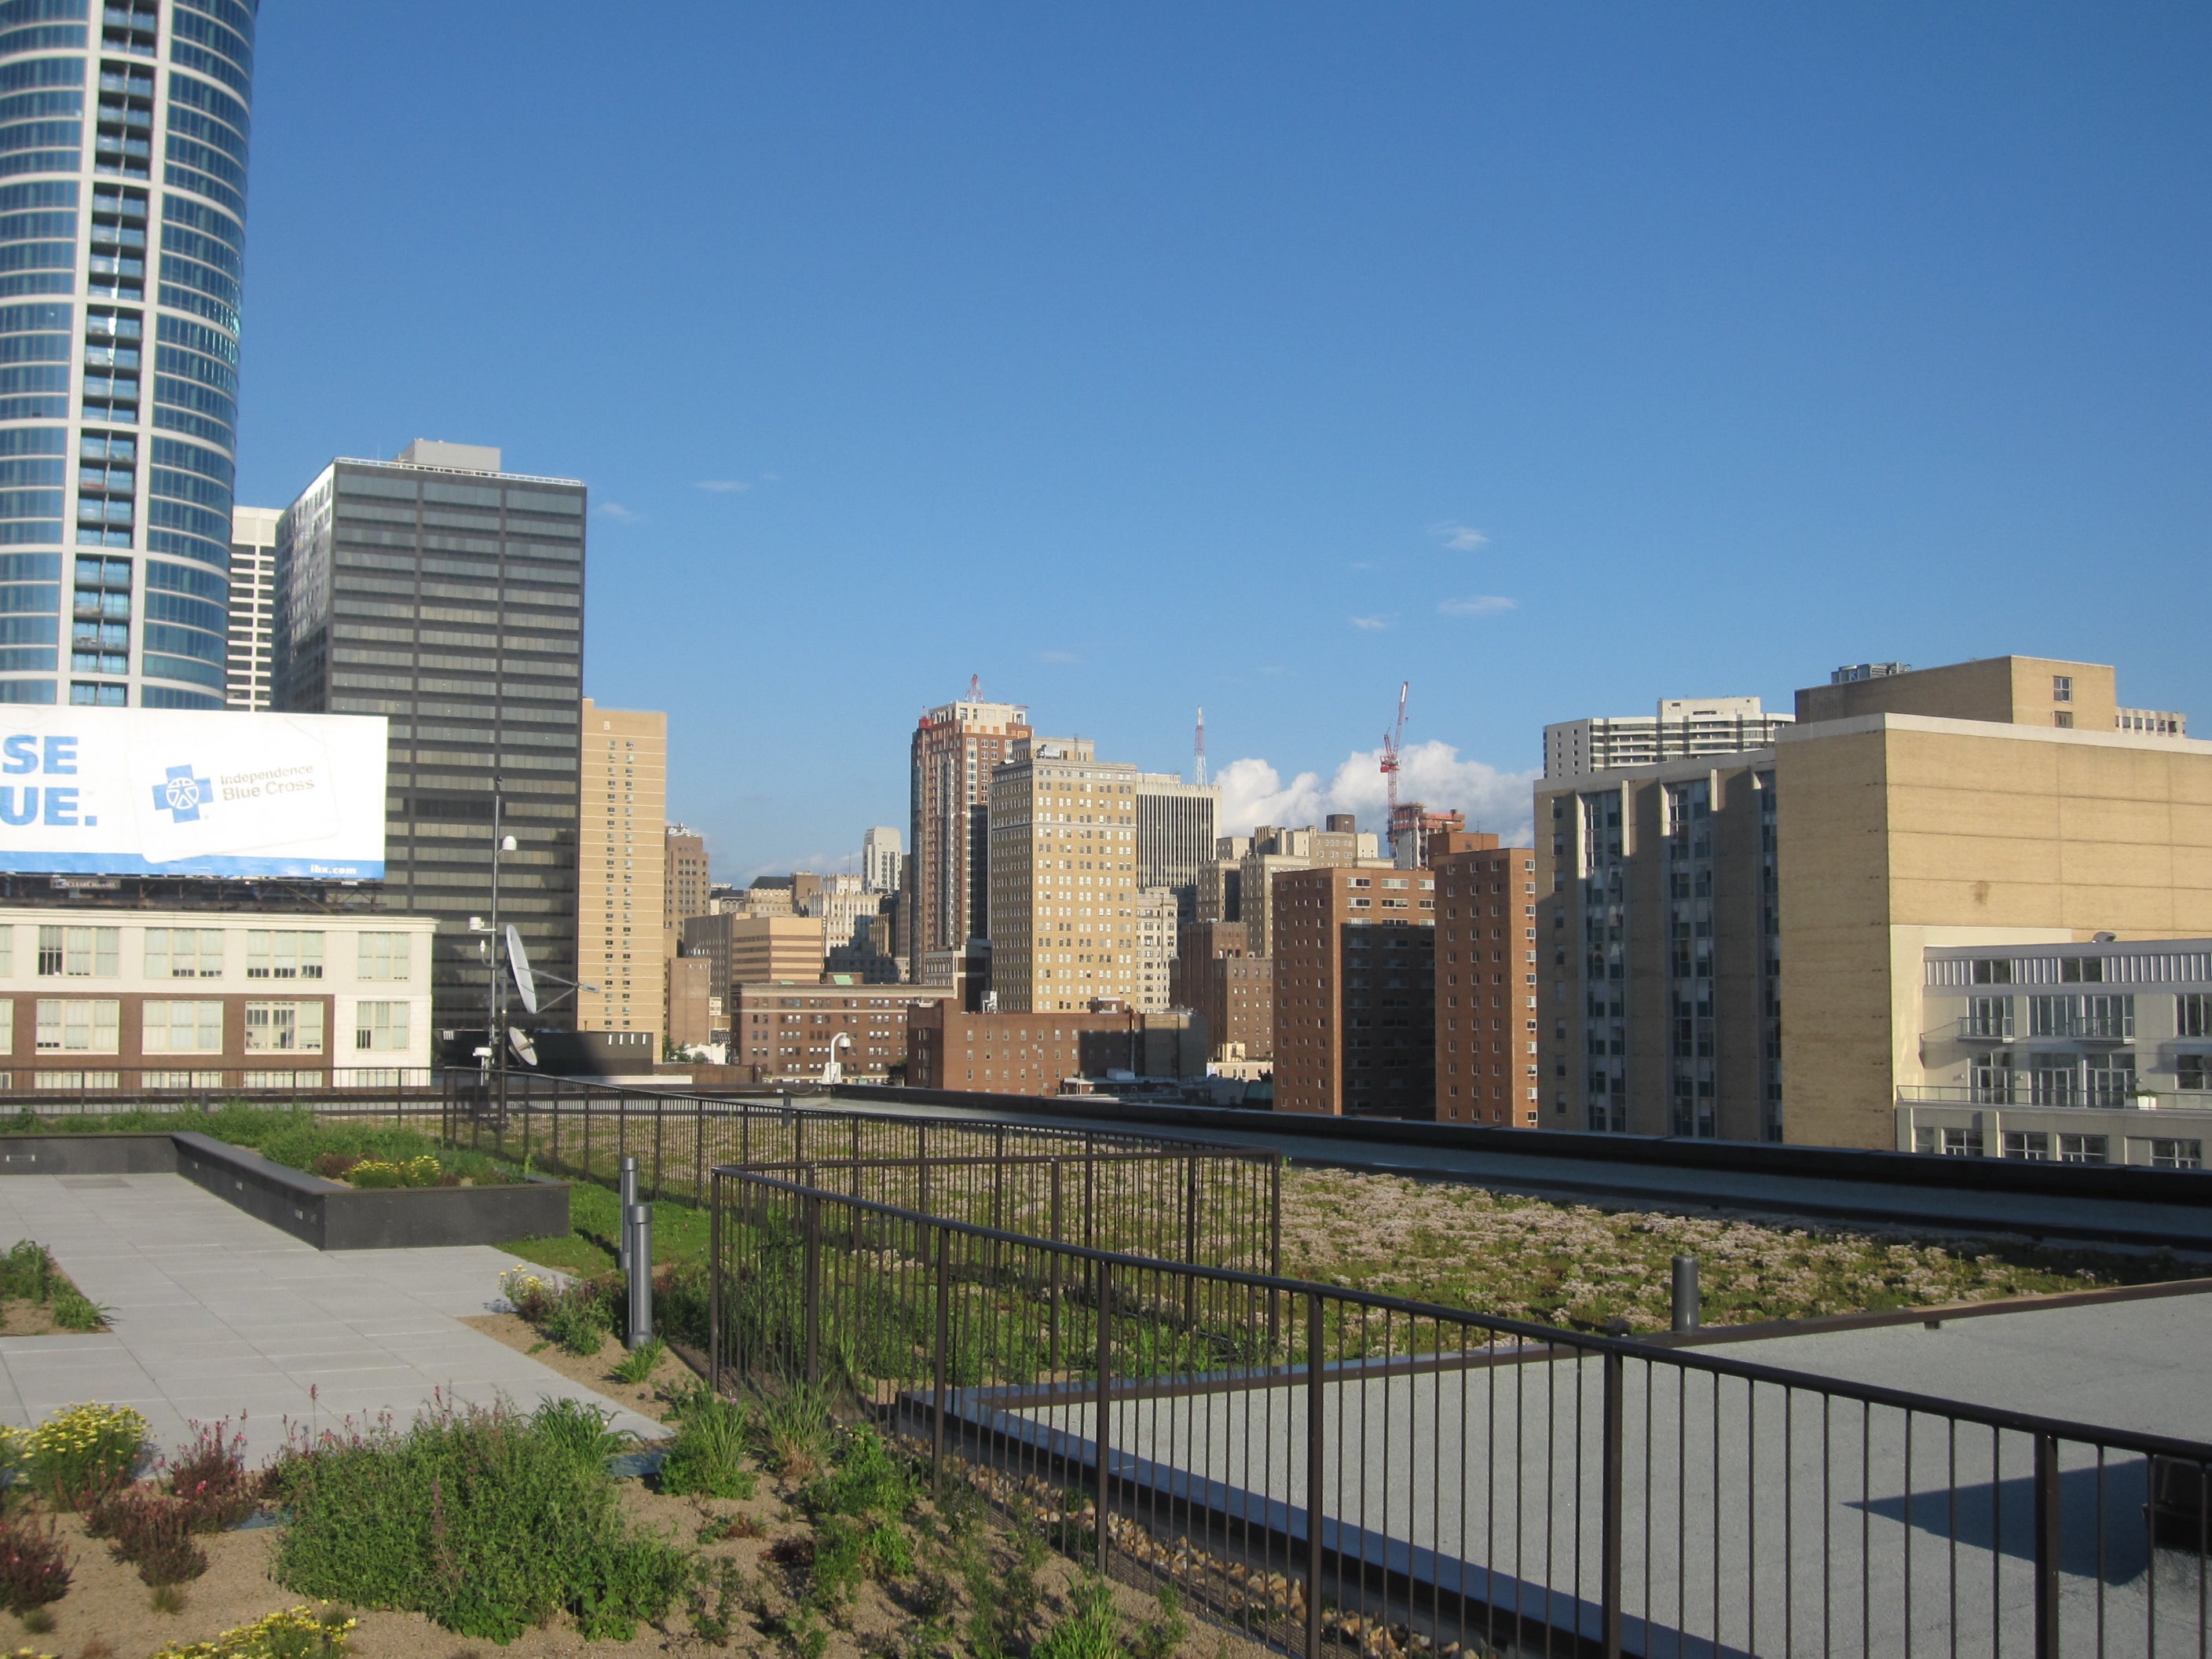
[577,701,667,1043]
[1272,865,1436,1118]
[985,738,1140,1013]
[1536,654,2212,1152]
[1432,833,1540,1126]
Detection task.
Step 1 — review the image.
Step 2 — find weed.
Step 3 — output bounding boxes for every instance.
[697,1512,765,1544]
[525,1340,548,1357]
[687,1558,751,1647]
[1130,1584,1190,1659]
[808,1516,866,1609]
[805,1427,913,1521]
[610,1335,665,1384]
[49,1291,104,1333]
[659,1385,756,1500]
[756,1385,831,1479]
[779,1608,829,1659]
[79,1640,114,1659]
[543,1281,611,1357]
[14,1609,50,1635]
[149,1584,187,1615]
[0,1243,49,1305]
[528,1396,632,1467]
[269,1396,690,1643]
[1033,1573,1121,1659]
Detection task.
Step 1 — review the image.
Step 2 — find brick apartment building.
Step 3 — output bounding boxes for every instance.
[726,982,954,1082]
[906,1001,1203,1095]
[1175,920,1273,1060]
[1431,833,1540,1126]
[1271,866,1437,1117]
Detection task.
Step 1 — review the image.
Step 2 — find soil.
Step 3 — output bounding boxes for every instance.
[460,1312,685,1422]
[0,1299,103,1337]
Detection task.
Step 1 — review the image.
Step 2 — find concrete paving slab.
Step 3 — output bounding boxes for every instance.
[0,1173,660,1463]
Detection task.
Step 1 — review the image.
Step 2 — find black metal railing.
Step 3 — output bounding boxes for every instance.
[712,1163,2212,1659]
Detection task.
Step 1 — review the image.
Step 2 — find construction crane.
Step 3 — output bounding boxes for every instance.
[1194,708,1207,786]
[967,674,982,701]
[1381,680,1410,846]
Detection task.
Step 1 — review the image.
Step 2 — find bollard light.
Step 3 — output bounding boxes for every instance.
[626,1202,654,1350]
[1672,1254,1701,1332]
[617,1155,638,1275]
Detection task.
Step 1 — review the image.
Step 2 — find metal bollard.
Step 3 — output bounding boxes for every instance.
[1671,1254,1700,1332]
[617,1155,638,1275]
[626,1203,654,1349]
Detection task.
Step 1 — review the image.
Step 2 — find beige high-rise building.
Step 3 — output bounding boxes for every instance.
[577,700,668,1043]
[986,737,1141,1013]
[1536,654,2212,1157]
[909,690,1032,985]
[1134,886,1177,1012]
[224,507,280,710]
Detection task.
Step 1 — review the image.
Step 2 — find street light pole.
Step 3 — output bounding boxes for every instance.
[484,781,518,1124]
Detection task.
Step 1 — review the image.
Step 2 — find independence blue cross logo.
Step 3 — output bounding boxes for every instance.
[152,764,212,823]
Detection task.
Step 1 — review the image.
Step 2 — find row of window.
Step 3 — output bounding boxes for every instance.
[1915,1125,2201,1169]
[9,925,412,980]
[10,997,408,1055]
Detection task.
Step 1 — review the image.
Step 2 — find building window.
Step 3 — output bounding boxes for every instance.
[2053,712,2074,729]
[0,999,12,1054]
[245,1002,324,1054]
[142,1000,223,1053]
[35,999,119,1053]
[247,932,324,980]
[37,926,119,978]
[2149,1138,2203,1170]
[2179,1054,2211,1092]
[2178,993,2210,1038]
[2056,1133,2108,1165]
[355,1001,408,1053]
[356,933,412,981]
[144,928,222,979]
[2053,676,2072,703]
[1914,1126,1983,1156]
[2002,1130,2050,1161]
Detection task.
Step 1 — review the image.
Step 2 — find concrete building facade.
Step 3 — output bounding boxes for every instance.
[576,700,665,1043]
[1272,865,1436,1118]
[223,505,278,709]
[984,737,1140,1013]
[271,441,584,1040]
[1134,774,1219,922]
[1544,698,1795,780]
[1432,833,1540,1126]
[0,906,437,1088]
[908,691,1030,986]
[860,826,903,894]
[1134,885,1177,1012]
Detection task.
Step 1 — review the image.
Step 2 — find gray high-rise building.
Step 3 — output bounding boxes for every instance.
[271,441,585,1042]
[1134,771,1219,923]
[0,0,255,710]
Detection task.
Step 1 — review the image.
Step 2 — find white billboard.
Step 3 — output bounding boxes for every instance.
[0,709,387,878]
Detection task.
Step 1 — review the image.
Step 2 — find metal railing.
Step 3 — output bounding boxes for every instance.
[712,1163,2212,1659]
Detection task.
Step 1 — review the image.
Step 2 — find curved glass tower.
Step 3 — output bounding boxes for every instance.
[0,0,251,709]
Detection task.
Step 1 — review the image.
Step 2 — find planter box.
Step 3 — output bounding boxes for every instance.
[0,1131,568,1251]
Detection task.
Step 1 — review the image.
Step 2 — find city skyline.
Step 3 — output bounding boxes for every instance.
[229,4,2207,876]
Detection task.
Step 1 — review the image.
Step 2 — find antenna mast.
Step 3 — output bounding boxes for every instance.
[1194,707,1207,786]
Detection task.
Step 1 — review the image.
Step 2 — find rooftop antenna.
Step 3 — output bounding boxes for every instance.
[1194,707,1207,786]
[967,673,981,701]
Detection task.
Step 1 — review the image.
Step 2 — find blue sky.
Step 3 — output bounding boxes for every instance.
[236,3,2210,879]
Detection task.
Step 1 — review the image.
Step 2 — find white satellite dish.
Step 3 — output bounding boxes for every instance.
[508,1026,539,1067]
[507,924,539,1014]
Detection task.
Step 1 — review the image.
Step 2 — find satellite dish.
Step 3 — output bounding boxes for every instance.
[507,924,539,1014]
[507,1026,539,1067]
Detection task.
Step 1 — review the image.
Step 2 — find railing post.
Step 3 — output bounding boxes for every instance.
[1095,1259,1112,1577]
[804,1192,822,1386]
[1601,1349,1624,1659]
[932,1222,950,1487]
[1049,1159,1064,1375]
[1268,1158,1284,1350]
[695,1099,705,1204]
[654,1100,665,1201]
[1305,1290,1324,1659]
[708,1167,723,1395]
[2034,1431,2060,1659]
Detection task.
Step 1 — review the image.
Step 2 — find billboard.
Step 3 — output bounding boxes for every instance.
[0,708,387,879]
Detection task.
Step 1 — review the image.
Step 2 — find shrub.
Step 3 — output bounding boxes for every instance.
[497,1264,556,1321]
[0,1513,70,1611]
[167,1419,257,1532]
[311,1153,362,1182]
[528,1397,632,1467]
[0,1241,52,1303]
[343,1156,441,1190]
[269,1397,690,1643]
[756,1385,831,1479]
[544,1281,612,1356]
[23,1403,149,1506]
[50,1288,104,1331]
[1033,1574,1122,1659]
[805,1427,912,1521]
[658,1386,755,1500]
[104,1490,207,1586]
[150,1604,357,1659]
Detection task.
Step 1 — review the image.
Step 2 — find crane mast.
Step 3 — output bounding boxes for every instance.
[1381,681,1409,851]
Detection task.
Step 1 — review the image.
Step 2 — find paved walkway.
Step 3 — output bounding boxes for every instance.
[0,1173,661,1464]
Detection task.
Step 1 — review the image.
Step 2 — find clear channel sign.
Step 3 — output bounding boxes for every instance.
[0,708,388,877]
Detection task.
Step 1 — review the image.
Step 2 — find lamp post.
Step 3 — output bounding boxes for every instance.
[481,781,518,1122]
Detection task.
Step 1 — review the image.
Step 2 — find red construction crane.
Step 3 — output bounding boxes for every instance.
[1380,680,1410,825]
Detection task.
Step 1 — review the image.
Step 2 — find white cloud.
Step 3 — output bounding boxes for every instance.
[597,502,643,522]
[694,479,751,493]
[1437,595,1515,617]
[1349,614,1388,632]
[1432,522,1489,551]
[1214,740,1538,846]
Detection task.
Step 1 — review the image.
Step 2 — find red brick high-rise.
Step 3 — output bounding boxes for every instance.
[1432,832,1540,1126]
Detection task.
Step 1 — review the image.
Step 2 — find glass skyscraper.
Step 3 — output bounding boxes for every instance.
[0,0,251,709]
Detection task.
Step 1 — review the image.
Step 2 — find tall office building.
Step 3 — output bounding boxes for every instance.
[907,689,1030,983]
[860,826,903,894]
[577,700,666,1042]
[664,825,709,939]
[1543,698,1795,780]
[1134,773,1218,922]
[0,1,255,710]
[1133,885,1177,1012]
[985,736,1140,1013]
[222,502,274,707]
[271,440,584,1040]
